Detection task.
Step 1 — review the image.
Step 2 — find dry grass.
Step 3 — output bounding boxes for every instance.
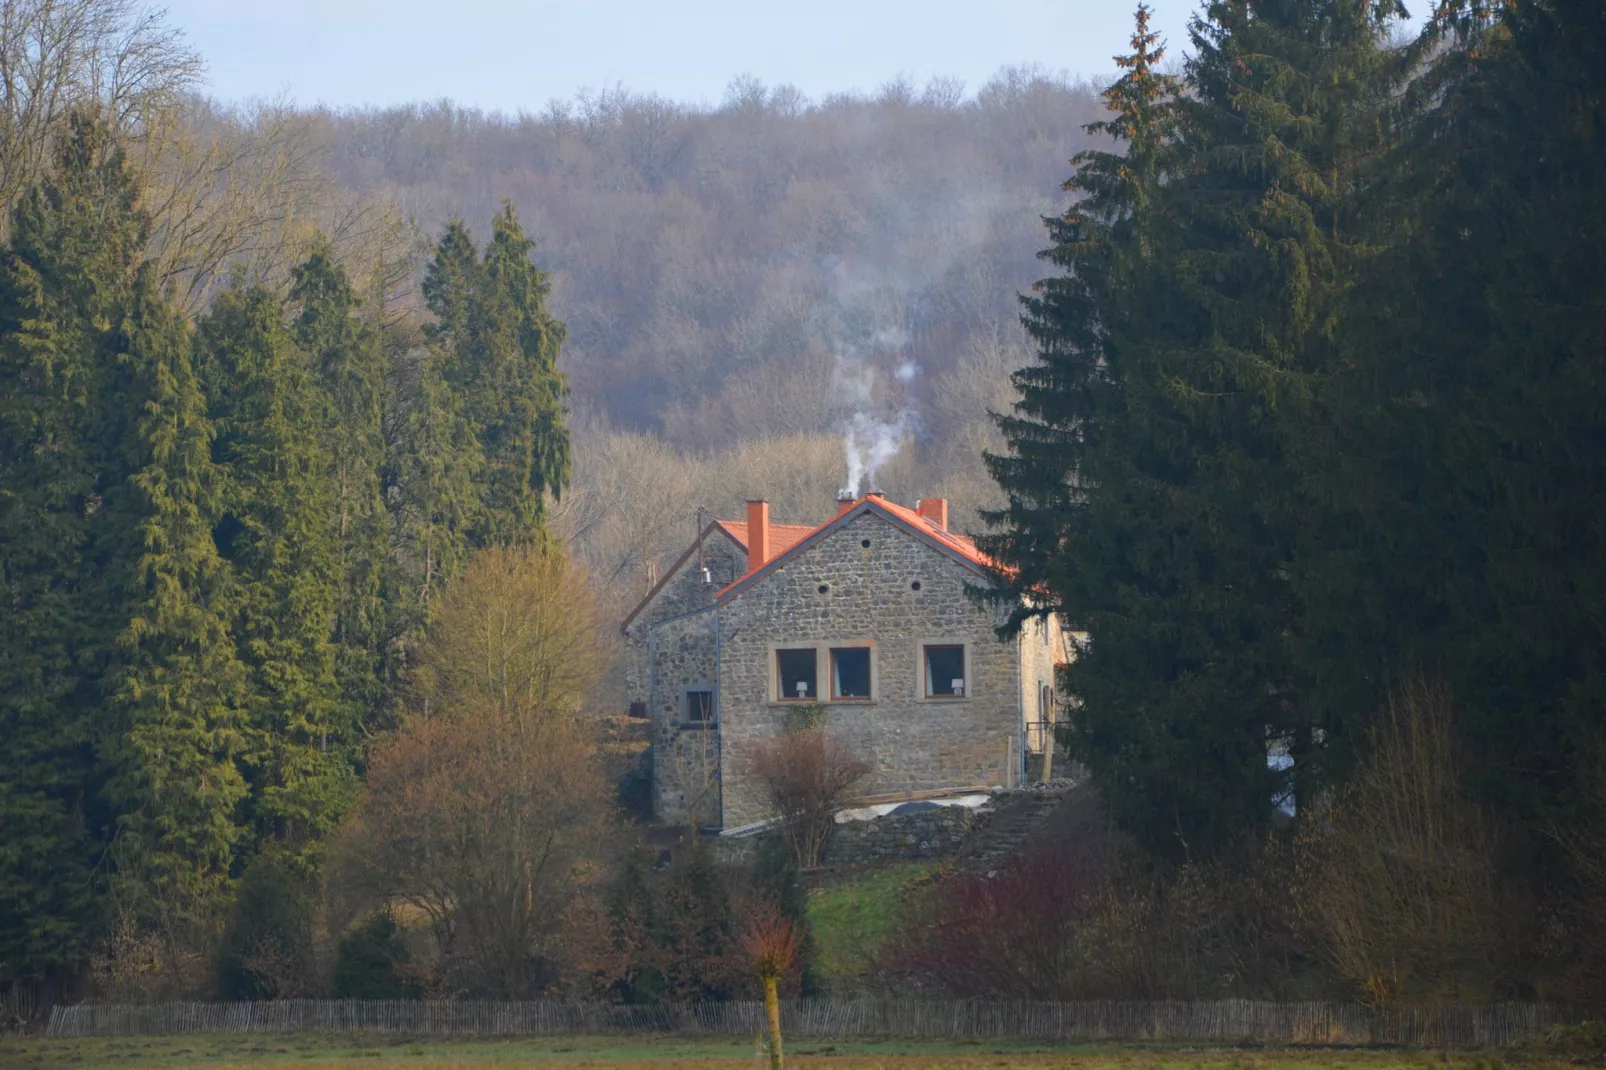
[0,1033,1574,1069]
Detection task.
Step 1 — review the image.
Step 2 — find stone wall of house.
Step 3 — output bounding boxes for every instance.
[716,508,1021,828]
[823,806,974,866]
[1018,613,1063,773]
[646,608,721,826]
[622,533,747,713]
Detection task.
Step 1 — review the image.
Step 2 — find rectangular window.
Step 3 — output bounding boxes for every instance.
[923,644,967,698]
[775,648,818,701]
[830,647,872,700]
[683,687,714,725]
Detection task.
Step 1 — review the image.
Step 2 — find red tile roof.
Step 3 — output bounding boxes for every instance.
[622,498,997,632]
[712,519,817,559]
[619,517,820,633]
[716,494,995,602]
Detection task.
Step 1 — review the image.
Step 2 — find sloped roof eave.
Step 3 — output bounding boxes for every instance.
[618,522,745,634]
[715,499,997,605]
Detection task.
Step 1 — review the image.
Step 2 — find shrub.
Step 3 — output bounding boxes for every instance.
[1293,677,1507,1003]
[747,726,869,869]
[214,856,316,1000]
[332,911,418,999]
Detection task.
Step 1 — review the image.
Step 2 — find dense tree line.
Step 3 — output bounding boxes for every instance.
[0,117,570,990]
[984,0,1606,997]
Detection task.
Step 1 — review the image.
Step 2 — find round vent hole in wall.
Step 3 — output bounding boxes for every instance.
[861,538,872,548]
[818,584,830,594]
[911,581,922,591]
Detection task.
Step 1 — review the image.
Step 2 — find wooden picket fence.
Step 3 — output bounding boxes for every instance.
[46,997,1592,1047]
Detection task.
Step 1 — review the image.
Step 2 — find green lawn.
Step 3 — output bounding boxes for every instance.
[806,861,934,990]
[0,1033,1570,1069]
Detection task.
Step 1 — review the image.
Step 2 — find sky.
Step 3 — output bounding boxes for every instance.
[162,0,1205,113]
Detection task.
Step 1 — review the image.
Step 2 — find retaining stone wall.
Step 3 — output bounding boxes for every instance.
[823,806,974,866]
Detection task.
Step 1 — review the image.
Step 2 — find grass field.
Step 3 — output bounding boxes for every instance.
[806,861,933,988]
[0,1033,1566,1069]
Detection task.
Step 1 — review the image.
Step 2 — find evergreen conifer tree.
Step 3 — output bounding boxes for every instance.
[987,1,1404,856]
[291,246,394,729]
[98,264,248,922]
[422,208,569,551]
[0,115,144,981]
[1329,0,1606,835]
[465,204,570,543]
[195,285,350,855]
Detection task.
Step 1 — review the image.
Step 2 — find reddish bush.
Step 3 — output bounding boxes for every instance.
[886,850,1109,1000]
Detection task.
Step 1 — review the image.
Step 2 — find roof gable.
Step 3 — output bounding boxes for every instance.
[618,521,745,633]
[715,495,994,603]
[619,517,820,634]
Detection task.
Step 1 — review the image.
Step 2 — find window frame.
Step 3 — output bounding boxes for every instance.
[772,646,821,703]
[918,640,971,700]
[828,643,876,703]
[681,684,717,727]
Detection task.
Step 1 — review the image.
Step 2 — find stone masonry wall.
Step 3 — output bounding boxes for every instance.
[646,609,721,826]
[622,533,746,711]
[1019,613,1062,768]
[823,806,974,866]
[716,508,1021,828]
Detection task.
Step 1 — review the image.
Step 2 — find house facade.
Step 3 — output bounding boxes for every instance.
[621,493,1066,830]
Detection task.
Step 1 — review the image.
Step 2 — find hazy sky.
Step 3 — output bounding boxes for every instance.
[163,0,1204,112]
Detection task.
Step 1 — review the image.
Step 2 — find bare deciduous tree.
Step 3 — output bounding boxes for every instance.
[339,545,614,997]
[1293,677,1505,1003]
[747,720,870,869]
[409,544,606,721]
[0,0,202,226]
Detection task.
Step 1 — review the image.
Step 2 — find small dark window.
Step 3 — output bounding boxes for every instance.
[860,538,872,548]
[628,700,647,719]
[924,644,966,698]
[683,688,714,724]
[910,581,922,591]
[830,647,872,700]
[776,648,818,701]
[818,583,830,594]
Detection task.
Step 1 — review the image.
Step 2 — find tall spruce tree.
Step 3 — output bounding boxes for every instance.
[195,285,350,855]
[1331,0,1606,835]
[291,247,394,729]
[423,208,569,550]
[982,4,1176,645]
[986,0,1403,857]
[0,116,144,982]
[98,263,248,923]
[466,204,570,543]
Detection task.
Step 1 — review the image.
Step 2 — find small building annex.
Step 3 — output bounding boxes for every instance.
[620,492,1068,830]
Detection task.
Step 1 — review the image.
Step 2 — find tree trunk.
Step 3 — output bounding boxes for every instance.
[763,972,783,1070]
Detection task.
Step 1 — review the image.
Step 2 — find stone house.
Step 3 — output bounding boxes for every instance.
[621,492,1068,830]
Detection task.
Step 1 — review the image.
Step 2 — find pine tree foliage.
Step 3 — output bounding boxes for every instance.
[0,116,144,980]
[1328,0,1606,826]
[1,115,575,986]
[99,265,248,917]
[195,284,350,855]
[424,206,570,549]
[291,247,394,729]
[986,0,1407,858]
[467,204,570,542]
[989,0,1604,884]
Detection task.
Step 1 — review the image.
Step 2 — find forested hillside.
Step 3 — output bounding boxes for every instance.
[294,76,1109,614]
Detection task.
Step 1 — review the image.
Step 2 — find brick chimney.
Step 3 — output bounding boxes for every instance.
[918,497,949,532]
[836,494,856,517]
[745,500,771,573]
